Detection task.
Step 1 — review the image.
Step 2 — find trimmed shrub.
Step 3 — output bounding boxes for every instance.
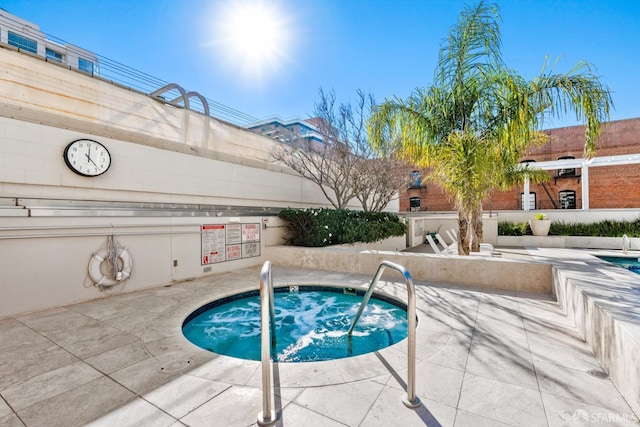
[550,217,640,237]
[278,208,406,247]
[498,216,640,237]
[498,221,530,236]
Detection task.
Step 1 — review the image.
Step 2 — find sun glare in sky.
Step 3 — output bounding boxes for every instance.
[208,1,292,85]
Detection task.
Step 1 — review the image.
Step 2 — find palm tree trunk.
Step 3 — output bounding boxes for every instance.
[457,209,470,255]
[470,205,483,252]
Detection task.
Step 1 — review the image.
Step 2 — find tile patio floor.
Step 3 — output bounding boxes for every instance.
[0,265,638,427]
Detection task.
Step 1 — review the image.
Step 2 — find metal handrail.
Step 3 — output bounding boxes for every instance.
[348,260,421,408]
[257,261,277,426]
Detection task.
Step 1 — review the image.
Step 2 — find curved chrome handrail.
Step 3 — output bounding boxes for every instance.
[348,260,421,408]
[257,261,277,426]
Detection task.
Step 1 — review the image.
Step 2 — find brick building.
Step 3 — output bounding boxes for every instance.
[402,118,640,212]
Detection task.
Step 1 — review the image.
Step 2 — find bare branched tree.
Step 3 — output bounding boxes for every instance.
[353,156,412,212]
[271,88,411,211]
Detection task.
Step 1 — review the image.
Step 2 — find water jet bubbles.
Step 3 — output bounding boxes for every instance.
[183,288,408,362]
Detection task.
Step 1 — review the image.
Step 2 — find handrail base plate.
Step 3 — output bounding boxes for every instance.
[402,395,422,409]
[257,410,277,426]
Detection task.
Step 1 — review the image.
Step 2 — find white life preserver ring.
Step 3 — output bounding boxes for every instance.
[88,247,133,286]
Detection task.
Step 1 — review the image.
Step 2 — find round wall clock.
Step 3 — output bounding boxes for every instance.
[63,139,111,177]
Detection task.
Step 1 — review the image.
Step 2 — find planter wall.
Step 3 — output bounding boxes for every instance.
[266,245,551,293]
[497,235,640,250]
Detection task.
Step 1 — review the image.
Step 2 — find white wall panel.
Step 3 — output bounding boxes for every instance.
[0,46,397,318]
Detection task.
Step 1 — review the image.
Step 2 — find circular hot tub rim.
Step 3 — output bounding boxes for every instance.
[181,284,409,328]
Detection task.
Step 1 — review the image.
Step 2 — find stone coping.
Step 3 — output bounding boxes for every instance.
[498,235,640,251]
[528,248,640,415]
[265,245,552,294]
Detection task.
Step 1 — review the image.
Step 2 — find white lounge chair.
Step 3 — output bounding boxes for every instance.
[427,232,496,257]
[426,234,453,254]
[445,229,495,252]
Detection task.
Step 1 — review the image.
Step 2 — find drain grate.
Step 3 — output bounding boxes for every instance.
[587,369,608,379]
[158,359,192,373]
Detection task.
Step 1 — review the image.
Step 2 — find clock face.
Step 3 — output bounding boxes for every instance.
[63,139,111,177]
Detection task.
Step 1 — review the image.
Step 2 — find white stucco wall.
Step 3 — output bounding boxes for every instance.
[0,216,287,318]
[0,116,333,208]
[0,111,307,317]
[0,45,396,211]
[0,45,401,318]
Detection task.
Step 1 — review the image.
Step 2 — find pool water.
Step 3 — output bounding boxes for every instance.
[182,287,408,362]
[597,255,640,274]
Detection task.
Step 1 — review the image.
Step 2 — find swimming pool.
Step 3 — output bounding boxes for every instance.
[182,286,409,362]
[597,255,640,274]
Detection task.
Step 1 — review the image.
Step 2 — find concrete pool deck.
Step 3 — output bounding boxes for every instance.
[1,257,639,426]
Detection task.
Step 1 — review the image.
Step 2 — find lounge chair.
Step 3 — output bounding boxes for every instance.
[445,229,457,243]
[427,232,497,257]
[426,234,452,254]
[445,229,495,252]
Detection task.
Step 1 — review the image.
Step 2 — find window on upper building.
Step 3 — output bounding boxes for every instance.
[557,156,576,177]
[409,197,421,212]
[8,31,37,54]
[46,48,63,63]
[78,57,95,75]
[559,190,576,209]
[521,192,536,210]
[409,171,421,188]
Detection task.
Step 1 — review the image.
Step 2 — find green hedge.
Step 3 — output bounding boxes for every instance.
[498,217,640,237]
[278,208,406,247]
[498,221,530,236]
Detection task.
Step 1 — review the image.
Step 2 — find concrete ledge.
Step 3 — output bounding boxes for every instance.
[333,235,407,252]
[265,245,551,293]
[498,235,640,250]
[551,254,640,416]
[499,235,566,248]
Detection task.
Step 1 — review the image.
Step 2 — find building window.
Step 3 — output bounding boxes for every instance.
[521,192,536,210]
[78,57,95,74]
[46,48,63,63]
[409,197,421,212]
[557,156,576,177]
[559,190,576,209]
[8,31,37,54]
[409,171,421,188]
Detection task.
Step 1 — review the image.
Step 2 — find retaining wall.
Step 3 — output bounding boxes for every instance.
[265,245,552,294]
[549,251,640,416]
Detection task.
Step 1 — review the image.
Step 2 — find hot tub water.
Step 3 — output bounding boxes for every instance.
[182,286,409,362]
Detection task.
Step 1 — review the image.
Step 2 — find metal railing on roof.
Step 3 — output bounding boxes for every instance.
[61,43,259,126]
[0,10,260,127]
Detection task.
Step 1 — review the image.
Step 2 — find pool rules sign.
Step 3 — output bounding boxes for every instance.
[201,223,261,265]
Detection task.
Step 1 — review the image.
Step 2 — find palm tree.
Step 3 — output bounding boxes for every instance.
[369,1,612,254]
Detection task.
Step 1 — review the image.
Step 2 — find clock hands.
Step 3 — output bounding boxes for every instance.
[87,156,99,167]
[85,146,99,168]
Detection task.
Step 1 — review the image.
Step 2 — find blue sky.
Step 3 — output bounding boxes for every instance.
[2,0,638,129]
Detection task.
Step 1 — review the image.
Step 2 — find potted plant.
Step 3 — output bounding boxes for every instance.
[529,213,551,236]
